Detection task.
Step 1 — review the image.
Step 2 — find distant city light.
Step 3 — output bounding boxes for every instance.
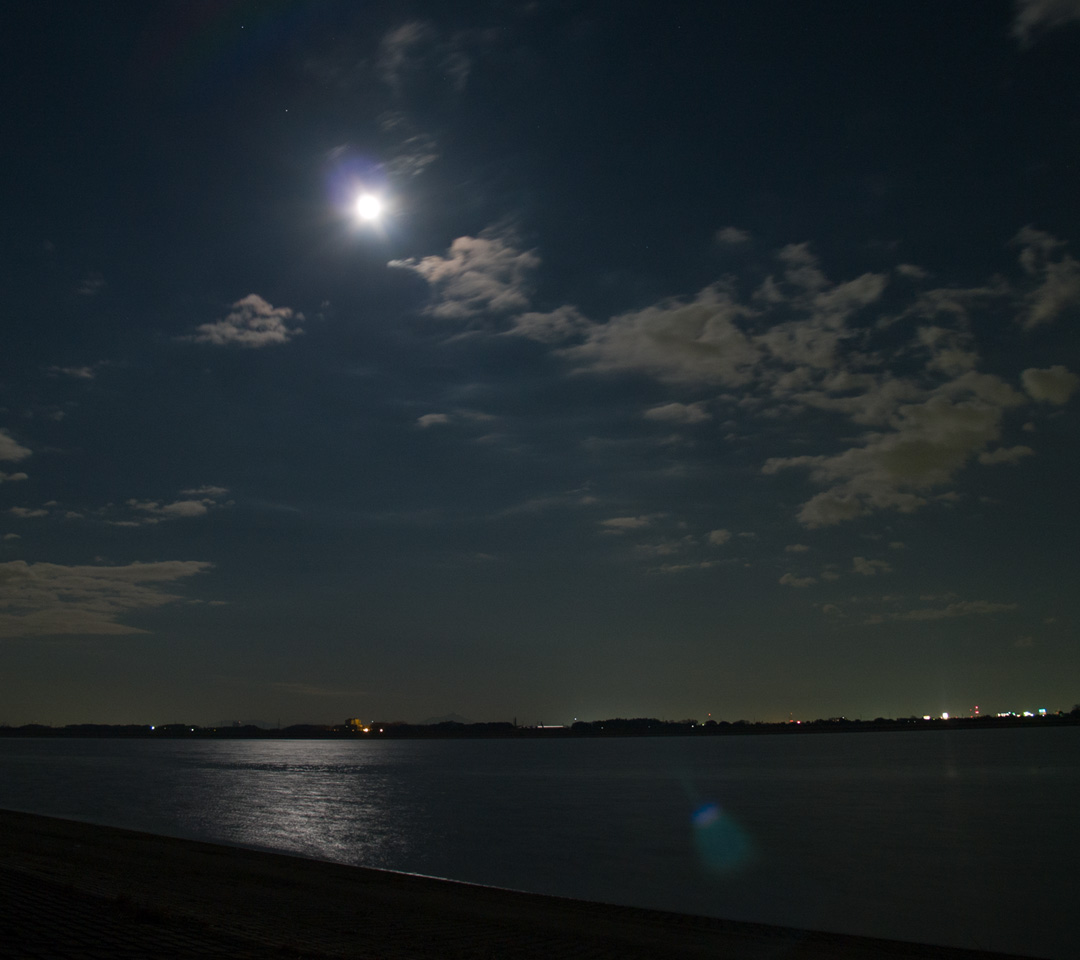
[941,712,949,720]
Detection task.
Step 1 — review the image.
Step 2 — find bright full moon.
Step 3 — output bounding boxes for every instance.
[356,193,383,221]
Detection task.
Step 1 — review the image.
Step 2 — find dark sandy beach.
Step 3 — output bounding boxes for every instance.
[0,809,1036,960]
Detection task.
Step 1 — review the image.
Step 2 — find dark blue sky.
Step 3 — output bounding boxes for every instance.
[2,1,1079,725]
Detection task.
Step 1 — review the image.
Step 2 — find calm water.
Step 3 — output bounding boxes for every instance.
[0,728,1076,959]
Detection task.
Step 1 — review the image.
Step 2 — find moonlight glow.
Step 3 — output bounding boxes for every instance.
[356,193,383,221]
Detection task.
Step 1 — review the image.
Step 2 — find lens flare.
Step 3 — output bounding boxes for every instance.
[692,802,753,875]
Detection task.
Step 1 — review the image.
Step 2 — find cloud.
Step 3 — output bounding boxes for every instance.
[562,284,760,385]
[978,445,1034,466]
[643,401,711,424]
[599,516,654,532]
[378,111,440,180]
[417,413,451,428]
[895,600,1018,621]
[652,560,722,574]
[707,528,732,545]
[46,365,96,380]
[1021,365,1080,404]
[186,295,304,348]
[0,430,31,463]
[8,507,48,519]
[0,472,28,484]
[130,499,211,519]
[763,374,1027,527]
[715,227,751,246]
[113,489,230,526]
[377,21,471,97]
[181,485,230,498]
[390,229,540,323]
[1013,0,1080,47]
[76,271,105,297]
[0,560,212,638]
[852,556,892,576]
[505,305,589,343]
[784,543,810,553]
[1013,227,1080,327]
[779,572,816,587]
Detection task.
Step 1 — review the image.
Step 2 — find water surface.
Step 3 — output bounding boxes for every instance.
[1,728,1075,959]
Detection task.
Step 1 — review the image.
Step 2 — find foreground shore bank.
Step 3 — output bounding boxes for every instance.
[0,809,1035,960]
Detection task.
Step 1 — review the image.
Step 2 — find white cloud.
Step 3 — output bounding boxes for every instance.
[0,472,28,483]
[779,572,816,587]
[0,430,31,463]
[562,284,759,385]
[715,227,751,246]
[1021,365,1079,404]
[0,560,212,638]
[46,365,96,380]
[978,445,1034,466]
[707,528,732,545]
[505,305,589,343]
[181,485,230,498]
[600,516,654,532]
[643,402,711,424]
[186,294,304,348]
[1013,0,1080,47]
[390,229,539,322]
[895,600,1018,621]
[118,489,229,525]
[784,543,810,553]
[652,560,721,574]
[764,374,1027,527]
[417,413,451,428]
[76,271,105,297]
[8,507,48,519]
[852,556,892,576]
[1013,227,1080,327]
[127,500,206,520]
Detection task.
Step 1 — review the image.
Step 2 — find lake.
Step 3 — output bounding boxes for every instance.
[0,728,1075,959]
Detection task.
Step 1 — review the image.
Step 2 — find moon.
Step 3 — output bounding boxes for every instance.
[355,193,383,222]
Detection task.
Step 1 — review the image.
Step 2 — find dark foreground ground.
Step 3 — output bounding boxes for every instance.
[0,809,1037,960]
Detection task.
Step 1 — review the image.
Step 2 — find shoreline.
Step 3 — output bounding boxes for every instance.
[2,715,1076,740]
[0,809,1039,960]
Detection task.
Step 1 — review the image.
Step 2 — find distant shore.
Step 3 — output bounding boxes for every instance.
[0,809,1040,959]
[1,712,1077,739]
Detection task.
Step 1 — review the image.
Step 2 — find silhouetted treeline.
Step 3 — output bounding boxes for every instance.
[1,710,1077,739]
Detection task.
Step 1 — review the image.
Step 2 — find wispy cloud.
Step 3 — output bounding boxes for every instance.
[643,401,711,424]
[76,271,105,297]
[1013,0,1080,47]
[377,21,471,97]
[894,600,1018,621]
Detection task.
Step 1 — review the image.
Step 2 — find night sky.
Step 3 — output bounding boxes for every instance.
[2,1,1079,726]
